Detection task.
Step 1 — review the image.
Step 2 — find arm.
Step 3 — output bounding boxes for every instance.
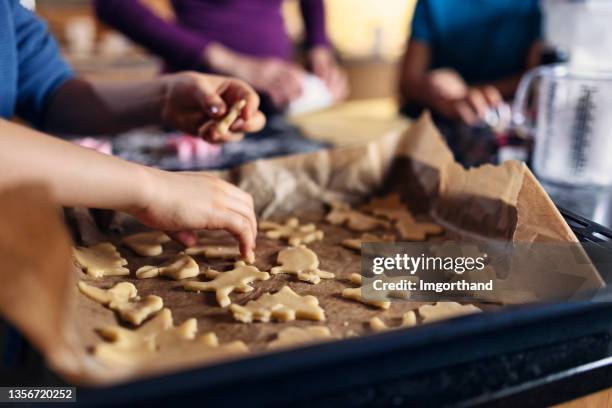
[93,0,208,69]
[0,119,256,258]
[44,72,266,141]
[299,0,330,49]
[300,0,349,101]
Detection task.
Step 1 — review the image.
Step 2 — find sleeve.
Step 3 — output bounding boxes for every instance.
[410,0,433,43]
[94,0,210,70]
[12,2,74,129]
[299,0,330,49]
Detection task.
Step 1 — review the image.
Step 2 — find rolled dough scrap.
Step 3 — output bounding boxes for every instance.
[78,281,163,325]
[183,261,270,307]
[122,231,171,257]
[369,311,417,332]
[136,253,199,280]
[217,99,247,135]
[94,309,248,366]
[395,213,443,241]
[343,273,390,309]
[197,99,247,140]
[342,233,396,252]
[185,244,255,264]
[418,302,482,324]
[267,326,333,349]
[326,202,390,232]
[230,285,326,323]
[73,243,129,278]
[260,218,324,247]
[271,245,334,284]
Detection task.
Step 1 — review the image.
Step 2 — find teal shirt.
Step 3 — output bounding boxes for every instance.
[411,0,541,83]
[0,0,73,128]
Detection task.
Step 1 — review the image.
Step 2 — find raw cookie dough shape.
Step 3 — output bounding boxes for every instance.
[183,261,270,307]
[230,286,326,323]
[78,281,163,326]
[185,244,255,264]
[418,302,482,324]
[369,311,417,332]
[122,231,171,257]
[342,233,396,252]
[73,243,129,278]
[136,253,200,280]
[267,326,333,349]
[260,218,324,247]
[361,195,443,240]
[198,99,247,141]
[326,202,390,232]
[271,245,335,284]
[395,213,443,241]
[94,309,247,366]
[342,273,390,309]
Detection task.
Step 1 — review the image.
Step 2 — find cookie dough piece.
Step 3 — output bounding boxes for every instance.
[230,286,325,323]
[185,244,255,264]
[342,233,396,252]
[73,243,129,278]
[395,213,443,241]
[418,302,482,324]
[122,231,171,257]
[260,218,324,247]
[183,261,270,307]
[369,311,417,332]
[77,281,136,305]
[78,281,163,325]
[267,326,333,349]
[271,246,334,284]
[342,273,390,309]
[197,99,247,140]
[326,202,390,232]
[342,287,390,310]
[94,309,248,366]
[361,193,405,214]
[136,253,200,280]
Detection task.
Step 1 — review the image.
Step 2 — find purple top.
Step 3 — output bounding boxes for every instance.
[94,0,329,71]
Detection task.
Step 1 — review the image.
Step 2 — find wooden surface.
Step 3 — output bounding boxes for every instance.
[555,388,612,408]
[288,97,410,147]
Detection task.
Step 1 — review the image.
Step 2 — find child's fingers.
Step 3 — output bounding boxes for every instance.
[213,209,256,258]
[170,230,199,247]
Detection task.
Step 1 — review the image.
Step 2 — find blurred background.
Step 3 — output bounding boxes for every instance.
[35,0,416,100]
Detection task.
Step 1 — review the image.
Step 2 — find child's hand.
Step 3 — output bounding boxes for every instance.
[160,72,266,143]
[127,168,257,260]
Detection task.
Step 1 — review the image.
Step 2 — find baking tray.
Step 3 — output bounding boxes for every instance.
[2,207,612,407]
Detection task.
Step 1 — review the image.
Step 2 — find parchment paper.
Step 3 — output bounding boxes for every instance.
[0,113,602,386]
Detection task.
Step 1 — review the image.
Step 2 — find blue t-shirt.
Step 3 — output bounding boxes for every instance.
[411,0,541,83]
[0,0,73,128]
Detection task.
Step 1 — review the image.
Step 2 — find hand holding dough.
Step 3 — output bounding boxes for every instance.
[136,254,200,280]
[73,243,129,278]
[183,261,270,307]
[230,286,326,323]
[260,218,324,247]
[271,245,334,284]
